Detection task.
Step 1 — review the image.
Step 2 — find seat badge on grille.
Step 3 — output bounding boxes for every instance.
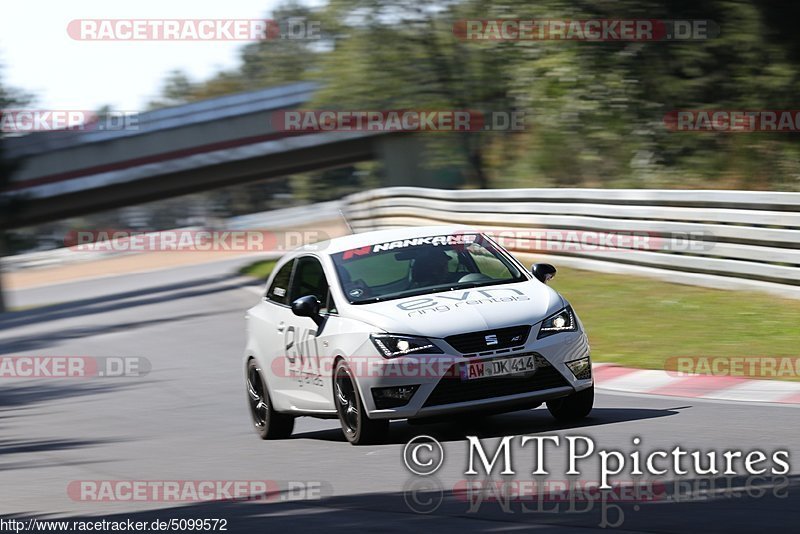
[485,334,499,346]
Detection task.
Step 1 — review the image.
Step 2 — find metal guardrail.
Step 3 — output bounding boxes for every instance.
[7,185,800,299]
[225,200,343,231]
[343,187,800,298]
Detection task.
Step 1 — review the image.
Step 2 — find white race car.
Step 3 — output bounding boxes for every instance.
[243,226,593,444]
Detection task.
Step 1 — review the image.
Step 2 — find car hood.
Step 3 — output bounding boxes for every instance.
[341,280,565,338]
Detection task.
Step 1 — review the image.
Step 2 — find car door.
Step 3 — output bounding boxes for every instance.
[247,258,300,411]
[280,255,338,412]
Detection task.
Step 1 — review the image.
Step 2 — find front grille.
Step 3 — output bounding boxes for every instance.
[422,358,570,408]
[445,325,531,354]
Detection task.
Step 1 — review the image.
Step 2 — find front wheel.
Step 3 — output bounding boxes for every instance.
[333,360,388,445]
[246,359,295,439]
[546,385,594,422]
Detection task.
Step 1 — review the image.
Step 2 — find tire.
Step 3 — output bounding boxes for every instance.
[333,360,388,445]
[246,359,295,439]
[546,385,594,422]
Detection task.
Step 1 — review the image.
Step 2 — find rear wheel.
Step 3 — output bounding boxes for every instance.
[246,359,294,439]
[334,360,388,445]
[547,385,594,422]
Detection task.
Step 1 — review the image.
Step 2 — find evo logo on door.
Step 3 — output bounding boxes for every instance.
[284,326,323,386]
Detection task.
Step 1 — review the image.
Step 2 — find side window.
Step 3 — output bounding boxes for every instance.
[289,256,331,313]
[266,260,294,305]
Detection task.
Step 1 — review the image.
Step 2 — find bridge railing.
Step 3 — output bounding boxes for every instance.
[343,187,800,298]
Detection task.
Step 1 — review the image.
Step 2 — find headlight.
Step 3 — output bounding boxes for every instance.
[370,334,443,359]
[537,306,577,338]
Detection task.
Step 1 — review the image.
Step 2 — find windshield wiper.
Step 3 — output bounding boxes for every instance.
[352,285,446,304]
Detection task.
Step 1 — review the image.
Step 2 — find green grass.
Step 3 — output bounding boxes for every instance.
[237,259,800,380]
[551,266,800,380]
[238,259,277,279]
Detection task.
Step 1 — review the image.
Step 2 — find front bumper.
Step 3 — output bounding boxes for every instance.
[354,328,592,420]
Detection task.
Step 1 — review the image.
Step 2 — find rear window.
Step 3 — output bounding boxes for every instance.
[332,233,525,303]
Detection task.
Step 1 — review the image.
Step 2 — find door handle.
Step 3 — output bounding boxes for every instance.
[276,322,286,333]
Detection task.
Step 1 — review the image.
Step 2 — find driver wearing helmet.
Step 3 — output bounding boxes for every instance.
[410,248,452,287]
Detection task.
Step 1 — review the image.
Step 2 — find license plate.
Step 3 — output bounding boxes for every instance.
[461,354,536,381]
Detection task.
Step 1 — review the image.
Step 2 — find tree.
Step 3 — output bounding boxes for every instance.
[146,0,800,190]
[312,0,522,188]
[148,2,325,108]
[0,71,24,313]
[147,70,196,109]
[0,142,9,313]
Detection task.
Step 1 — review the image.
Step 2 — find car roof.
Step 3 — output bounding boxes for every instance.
[299,225,481,256]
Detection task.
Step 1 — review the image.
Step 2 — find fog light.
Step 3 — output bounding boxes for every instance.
[372,385,419,409]
[566,357,592,379]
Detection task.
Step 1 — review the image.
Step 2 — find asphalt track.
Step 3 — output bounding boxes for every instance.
[1,257,799,533]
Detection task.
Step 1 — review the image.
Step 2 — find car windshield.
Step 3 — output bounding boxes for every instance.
[331,233,527,303]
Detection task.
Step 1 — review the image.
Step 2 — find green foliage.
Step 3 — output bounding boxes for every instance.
[289,164,372,202]
[149,0,800,190]
[239,259,278,279]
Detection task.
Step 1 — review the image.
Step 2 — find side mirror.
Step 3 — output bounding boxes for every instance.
[531,263,557,284]
[291,295,323,326]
